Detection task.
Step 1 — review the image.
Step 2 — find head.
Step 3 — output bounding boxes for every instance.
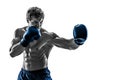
[26,7,44,28]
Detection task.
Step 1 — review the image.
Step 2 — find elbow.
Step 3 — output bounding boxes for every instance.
[10,53,15,58]
[9,51,16,58]
[9,50,23,58]
[9,43,24,58]
[9,47,16,58]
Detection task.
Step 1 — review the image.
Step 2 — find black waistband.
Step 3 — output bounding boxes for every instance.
[21,67,50,74]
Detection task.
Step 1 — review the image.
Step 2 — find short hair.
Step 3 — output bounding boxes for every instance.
[26,7,44,23]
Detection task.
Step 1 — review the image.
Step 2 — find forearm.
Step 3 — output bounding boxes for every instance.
[51,37,79,50]
[10,42,25,57]
[69,38,79,50]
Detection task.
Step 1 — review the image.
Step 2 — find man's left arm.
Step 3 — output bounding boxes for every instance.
[51,24,87,50]
[53,37,79,50]
[50,33,79,50]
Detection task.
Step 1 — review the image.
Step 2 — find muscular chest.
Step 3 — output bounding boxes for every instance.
[24,40,53,57]
[19,27,53,57]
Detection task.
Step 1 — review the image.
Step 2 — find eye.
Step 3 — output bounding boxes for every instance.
[36,13,40,17]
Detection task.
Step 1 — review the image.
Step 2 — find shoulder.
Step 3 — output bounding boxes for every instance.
[14,26,27,38]
[50,32,59,39]
[40,28,59,39]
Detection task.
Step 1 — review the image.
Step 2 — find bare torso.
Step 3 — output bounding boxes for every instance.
[10,26,79,71]
[23,41,53,71]
[18,27,54,71]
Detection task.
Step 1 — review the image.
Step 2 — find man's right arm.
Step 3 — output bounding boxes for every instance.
[9,26,41,57]
[9,28,25,58]
[10,43,25,57]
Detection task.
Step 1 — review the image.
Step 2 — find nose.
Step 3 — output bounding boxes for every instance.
[31,18,39,23]
[30,19,39,27]
[33,20,39,24]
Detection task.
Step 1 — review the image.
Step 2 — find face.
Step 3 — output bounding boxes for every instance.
[28,16,43,28]
[27,7,44,28]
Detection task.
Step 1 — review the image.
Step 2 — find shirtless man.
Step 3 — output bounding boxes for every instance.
[9,7,87,80]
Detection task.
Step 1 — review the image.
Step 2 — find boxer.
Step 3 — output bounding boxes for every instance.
[9,7,87,80]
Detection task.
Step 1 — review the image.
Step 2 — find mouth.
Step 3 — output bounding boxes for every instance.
[31,20,39,26]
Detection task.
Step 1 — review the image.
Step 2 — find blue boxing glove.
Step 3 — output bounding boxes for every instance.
[73,24,87,45]
[20,26,41,47]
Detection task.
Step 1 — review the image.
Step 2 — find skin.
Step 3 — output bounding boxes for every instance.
[9,16,79,71]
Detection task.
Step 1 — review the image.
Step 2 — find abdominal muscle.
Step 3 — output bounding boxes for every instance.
[22,44,48,71]
[23,51,48,71]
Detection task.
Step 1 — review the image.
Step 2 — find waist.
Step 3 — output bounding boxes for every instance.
[23,55,48,71]
[21,67,50,73]
[22,63,48,71]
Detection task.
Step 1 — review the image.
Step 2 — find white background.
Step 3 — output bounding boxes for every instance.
[0,0,120,80]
